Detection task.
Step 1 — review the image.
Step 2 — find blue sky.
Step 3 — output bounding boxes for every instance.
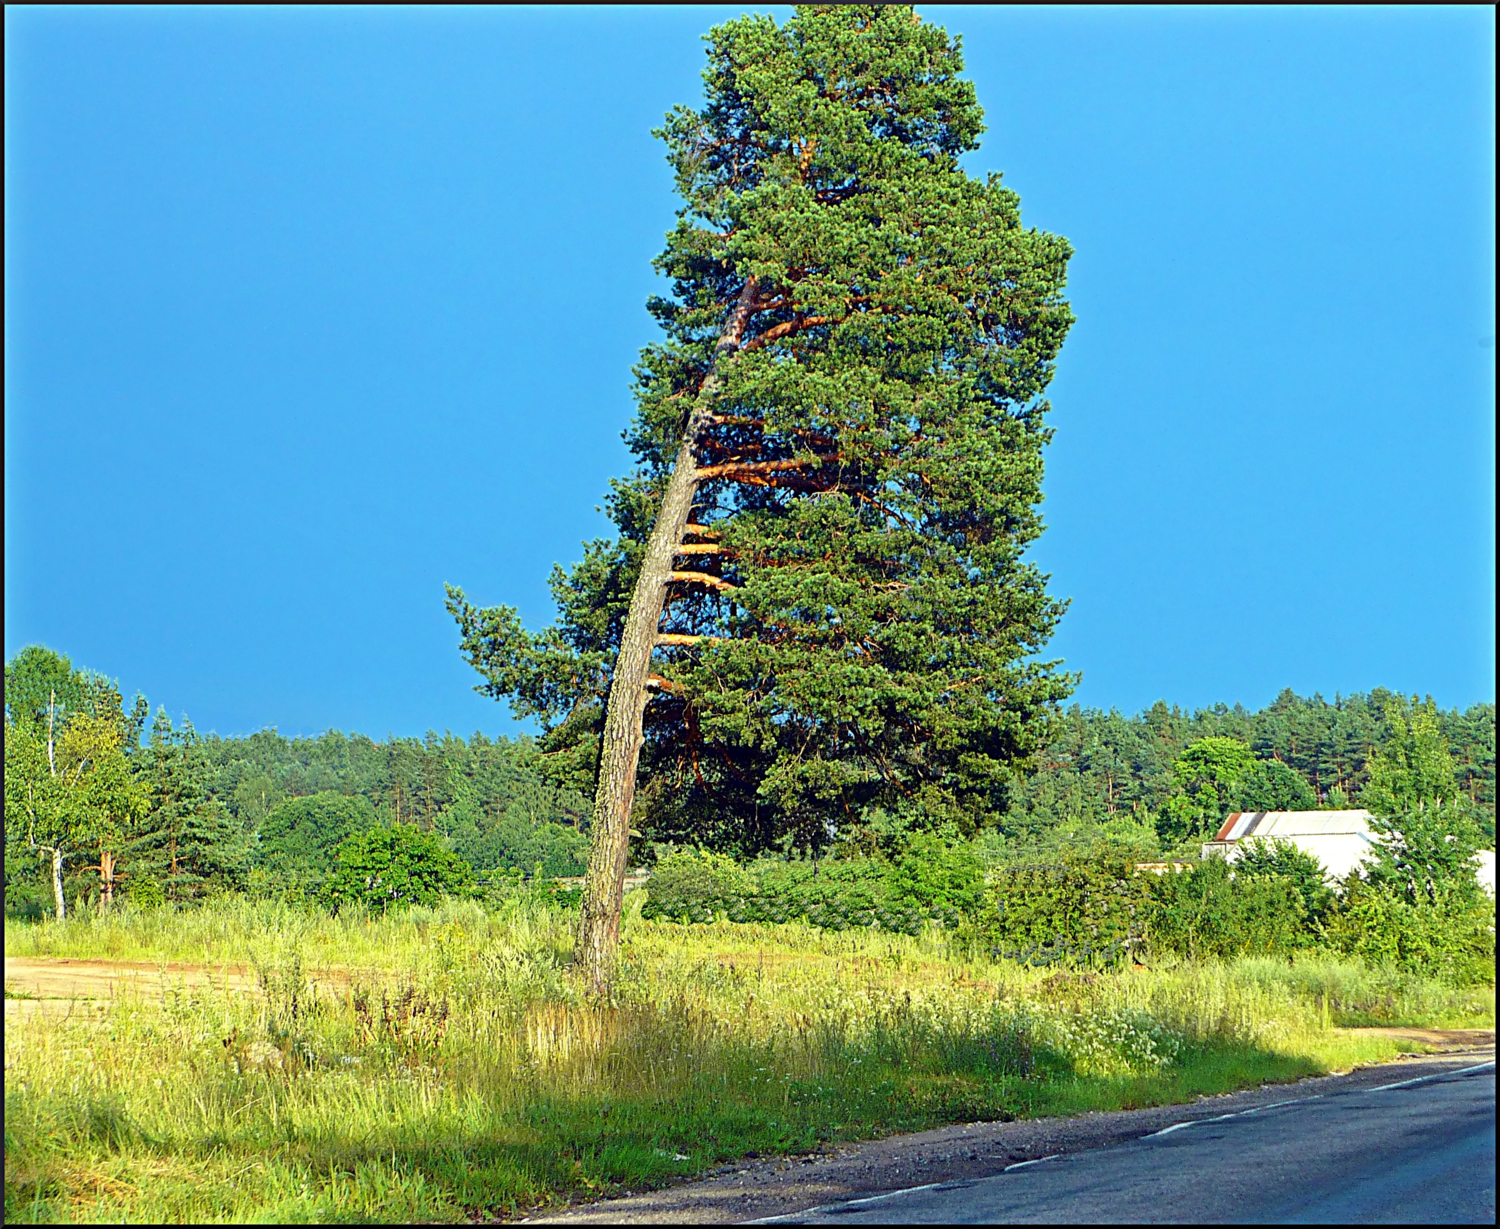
[5,5,1494,740]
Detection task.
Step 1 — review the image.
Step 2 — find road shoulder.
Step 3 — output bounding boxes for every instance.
[519,1042,1495,1225]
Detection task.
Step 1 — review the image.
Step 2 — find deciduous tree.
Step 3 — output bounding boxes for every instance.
[1162,736,1255,843]
[1361,695,1483,904]
[4,709,145,919]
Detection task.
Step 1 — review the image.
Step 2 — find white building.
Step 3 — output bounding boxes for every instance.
[1477,849,1497,895]
[1202,808,1496,894]
[1202,809,1379,880]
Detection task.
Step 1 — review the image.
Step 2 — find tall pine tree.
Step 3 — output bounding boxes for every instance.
[449,5,1075,986]
[125,710,251,903]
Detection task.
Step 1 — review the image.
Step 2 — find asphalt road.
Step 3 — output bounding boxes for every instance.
[755,1061,1496,1225]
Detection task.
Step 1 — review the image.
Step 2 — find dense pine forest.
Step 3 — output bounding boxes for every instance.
[4,643,1493,916]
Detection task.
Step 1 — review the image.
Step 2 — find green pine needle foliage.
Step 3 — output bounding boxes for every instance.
[449,5,1076,855]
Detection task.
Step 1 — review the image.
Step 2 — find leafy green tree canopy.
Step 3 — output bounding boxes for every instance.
[449,815,588,879]
[1162,736,1255,842]
[1362,695,1463,814]
[324,825,477,913]
[4,712,147,919]
[1361,696,1484,905]
[4,646,82,729]
[4,645,147,753]
[1236,759,1317,813]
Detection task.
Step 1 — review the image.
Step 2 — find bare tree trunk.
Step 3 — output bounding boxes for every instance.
[47,691,57,777]
[48,846,66,922]
[38,692,67,921]
[100,847,117,910]
[576,277,759,994]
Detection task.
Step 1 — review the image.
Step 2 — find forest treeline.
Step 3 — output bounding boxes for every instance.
[1010,688,1495,849]
[3,644,1494,916]
[203,686,1494,856]
[3,647,593,913]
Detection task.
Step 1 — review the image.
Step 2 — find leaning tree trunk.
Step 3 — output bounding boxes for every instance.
[576,276,759,994]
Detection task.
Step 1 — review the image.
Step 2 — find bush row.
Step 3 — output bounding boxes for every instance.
[640,891,962,934]
[641,844,1496,985]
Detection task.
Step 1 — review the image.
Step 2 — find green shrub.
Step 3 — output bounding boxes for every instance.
[450,815,590,878]
[1146,856,1309,959]
[757,857,893,915]
[124,875,166,910]
[641,851,947,934]
[982,853,1151,966]
[1233,837,1335,923]
[3,871,51,921]
[255,791,378,898]
[324,825,477,913]
[1325,876,1495,986]
[647,848,753,904]
[886,829,986,915]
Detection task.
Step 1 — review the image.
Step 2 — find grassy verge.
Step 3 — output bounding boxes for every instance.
[5,897,1493,1223]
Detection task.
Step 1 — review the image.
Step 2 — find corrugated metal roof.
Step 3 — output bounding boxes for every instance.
[1215,809,1374,841]
[1215,813,1258,841]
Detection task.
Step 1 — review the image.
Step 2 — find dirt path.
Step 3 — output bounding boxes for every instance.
[6,956,259,996]
[3,955,354,1021]
[520,1039,1495,1225]
[1337,1026,1495,1049]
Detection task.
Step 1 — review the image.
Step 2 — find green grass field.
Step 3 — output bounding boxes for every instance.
[5,895,1493,1223]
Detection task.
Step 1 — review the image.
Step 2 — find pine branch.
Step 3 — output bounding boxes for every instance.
[695,456,840,481]
[668,571,740,593]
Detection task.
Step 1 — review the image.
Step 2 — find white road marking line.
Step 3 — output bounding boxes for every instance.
[1365,1059,1495,1092]
[750,1155,1069,1222]
[1142,1059,1496,1141]
[742,1060,1498,1222]
[1004,1153,1060,1171]
[839,1183,942,1206]
[746,1183,943,1223]
[1142,1095,1322,1139]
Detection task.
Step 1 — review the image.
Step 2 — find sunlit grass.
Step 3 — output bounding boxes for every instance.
[5,897,1492,1223]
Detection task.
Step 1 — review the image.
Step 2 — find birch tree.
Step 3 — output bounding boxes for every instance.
[4,705,145,919]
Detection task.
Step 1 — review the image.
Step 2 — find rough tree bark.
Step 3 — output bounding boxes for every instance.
[576,276,760,994]
[100,848,118,909]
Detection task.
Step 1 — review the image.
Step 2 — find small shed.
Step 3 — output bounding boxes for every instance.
[1201,809,1379,881]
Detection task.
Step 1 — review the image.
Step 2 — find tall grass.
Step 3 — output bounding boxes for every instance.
[5,898,1492,1223]
[3,894,573,975]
